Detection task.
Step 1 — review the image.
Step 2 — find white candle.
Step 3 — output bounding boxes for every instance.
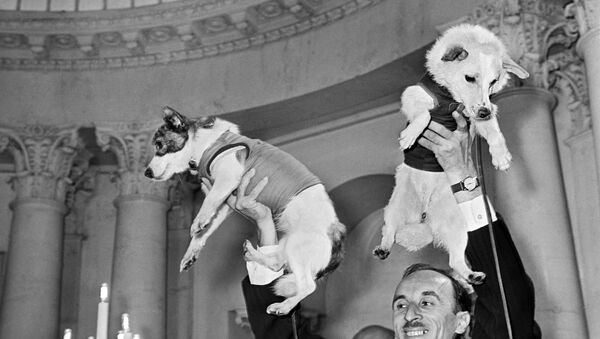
[121,313,130,332]
[96,283,109,339]
[63,329,72,339]
[121,313,133,339]
[132,335,140,339]
[117,330,124,339]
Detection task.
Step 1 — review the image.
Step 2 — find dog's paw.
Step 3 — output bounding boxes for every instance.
[180,239,205,272]
[398,126,422,150]
[180,252,198,272]
[372,246,391,260]
[468,271,486,285]
[490,147,512,171]
[266,302,293,316]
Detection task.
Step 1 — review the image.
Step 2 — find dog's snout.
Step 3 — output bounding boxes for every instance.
[477,107,491,119]
[144,167,154,179]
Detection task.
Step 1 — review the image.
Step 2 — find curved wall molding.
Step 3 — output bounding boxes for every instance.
[0,0,385,71]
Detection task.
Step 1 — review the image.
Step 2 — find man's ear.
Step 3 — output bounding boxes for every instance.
[162,106,188,130]
[502,56,529,79]
[442,46,469,62]
[454,311,471,334]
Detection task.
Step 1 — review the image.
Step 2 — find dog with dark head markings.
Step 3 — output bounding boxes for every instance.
[145,106,346,315]
[373,24,529,284]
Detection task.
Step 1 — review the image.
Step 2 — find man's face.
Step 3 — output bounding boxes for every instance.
[392,270,470,339]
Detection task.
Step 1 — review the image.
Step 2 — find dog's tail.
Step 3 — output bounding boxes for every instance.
[273,221,346,297]
[316,220,346,280]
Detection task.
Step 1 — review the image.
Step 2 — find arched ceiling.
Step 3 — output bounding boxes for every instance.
[1,0,183,11]
[0,0,386,71]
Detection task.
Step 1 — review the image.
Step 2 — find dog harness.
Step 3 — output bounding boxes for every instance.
[403,72,462,172]
[196,131,322,216]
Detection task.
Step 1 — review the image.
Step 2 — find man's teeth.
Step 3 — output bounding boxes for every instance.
[405,330,428,336]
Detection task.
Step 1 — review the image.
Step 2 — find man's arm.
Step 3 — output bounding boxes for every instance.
[418,112,540,339]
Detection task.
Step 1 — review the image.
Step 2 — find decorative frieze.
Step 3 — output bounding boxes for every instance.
[0,0,384,71]
[95,120,173,198]
[0,124,82,201]
[566,0,600,34]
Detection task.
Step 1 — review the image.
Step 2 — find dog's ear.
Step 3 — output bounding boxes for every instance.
[502,56,529,79]
[162,106,188,130]
[442,46,469,62]
[198,116,216,129]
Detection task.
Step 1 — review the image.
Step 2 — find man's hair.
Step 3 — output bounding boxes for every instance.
[401,263,473,314]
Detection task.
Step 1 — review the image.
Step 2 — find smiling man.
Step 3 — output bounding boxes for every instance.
[392,264,472,339]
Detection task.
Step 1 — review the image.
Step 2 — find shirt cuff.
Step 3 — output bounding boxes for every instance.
[246,245,284,285]
[458,195,497,232]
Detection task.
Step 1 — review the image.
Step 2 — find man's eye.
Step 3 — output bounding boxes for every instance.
[490,79,498,87]
[465,75,476,83]
[394,302,408,311]
[420,300,434,307]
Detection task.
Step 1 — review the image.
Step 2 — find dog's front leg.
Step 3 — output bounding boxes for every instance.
[474,116,511,171]
[398,85,434,150]
[190,153,243,237]
[180,204,233,272]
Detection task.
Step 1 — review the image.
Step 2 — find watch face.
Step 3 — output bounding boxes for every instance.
[464,177,477,190]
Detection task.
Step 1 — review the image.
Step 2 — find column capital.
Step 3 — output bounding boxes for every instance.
[95,120,174,199]
[566,0,600,35]
[0,124,83,202]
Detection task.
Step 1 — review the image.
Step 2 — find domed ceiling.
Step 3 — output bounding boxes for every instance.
[0,0,384,71]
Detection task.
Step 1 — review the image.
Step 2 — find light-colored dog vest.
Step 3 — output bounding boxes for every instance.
[196,131,322,216]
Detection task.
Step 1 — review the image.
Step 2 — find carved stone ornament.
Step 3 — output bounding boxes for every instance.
[439,0,591,134]
[95,120,173,198]
[0,0,384,71]
[566,0,600,34]
[0,124,82,201]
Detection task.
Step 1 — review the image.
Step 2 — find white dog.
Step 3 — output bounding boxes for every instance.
[373,24,529,284]
[145,107,345,315]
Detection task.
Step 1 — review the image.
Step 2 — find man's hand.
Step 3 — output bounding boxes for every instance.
[417,111,474,178]
[201,169,277,246]
[417,111,481,202]
[201,168,271,223]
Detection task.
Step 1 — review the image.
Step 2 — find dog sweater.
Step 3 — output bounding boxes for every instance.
[196,131,322,216]
[403,72,462,172]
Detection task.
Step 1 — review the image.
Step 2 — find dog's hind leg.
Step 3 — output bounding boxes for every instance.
[429,188,485,285]
[243,240,285,272]
[268,232,330,315]
[374,165,422,259]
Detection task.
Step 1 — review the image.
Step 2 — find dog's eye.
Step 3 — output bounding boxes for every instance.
[465,75,476,83]
[155,141,163,150]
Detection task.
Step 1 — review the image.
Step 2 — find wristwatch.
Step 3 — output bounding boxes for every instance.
[450,176,480,193]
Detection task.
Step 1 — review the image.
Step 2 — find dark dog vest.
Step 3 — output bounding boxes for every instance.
[197,131,322,216]
[403,73,461,172]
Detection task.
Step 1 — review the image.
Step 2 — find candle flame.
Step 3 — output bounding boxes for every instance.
[100,283,109,302]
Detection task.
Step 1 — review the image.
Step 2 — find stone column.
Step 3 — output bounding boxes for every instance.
[0,124,81,339]
[484,88,587,338]
[568,0,600,185]
[96,121,172,339]
[166,183,195,339]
